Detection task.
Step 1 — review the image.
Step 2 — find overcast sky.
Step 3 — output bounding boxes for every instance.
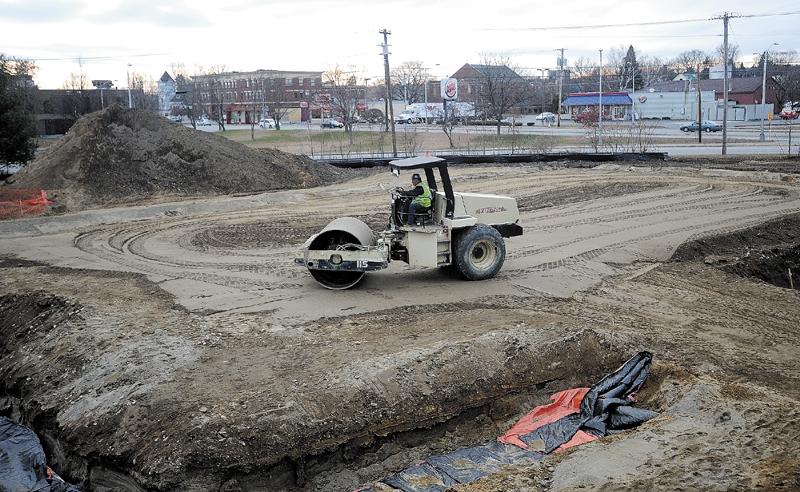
[2,0,799,89]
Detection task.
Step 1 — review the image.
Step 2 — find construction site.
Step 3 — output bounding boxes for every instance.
[1,105,799,491]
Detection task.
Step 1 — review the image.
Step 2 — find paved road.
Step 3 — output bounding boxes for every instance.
[188,118,799,156]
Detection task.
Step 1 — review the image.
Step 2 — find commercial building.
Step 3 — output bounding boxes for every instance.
[190,69,323,124]
[632,77,779,121]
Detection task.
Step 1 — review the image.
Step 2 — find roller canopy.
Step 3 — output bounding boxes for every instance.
[390,156,455,218]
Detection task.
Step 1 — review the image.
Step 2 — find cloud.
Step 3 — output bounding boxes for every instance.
[0,0,79,22]
[88,0,214,29]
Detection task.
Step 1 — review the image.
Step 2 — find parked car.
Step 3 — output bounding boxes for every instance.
[534,112,556,123]
[259,118,276,128]
[321,119,344,128]
[779,109,798,120]
[197,117,212,126]
[167,115,182,123]
[679,120,722,132]
[573,109,611,125]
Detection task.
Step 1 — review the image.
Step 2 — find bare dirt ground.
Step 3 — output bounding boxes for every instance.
[2,161,800,491]
[2,108,800,491]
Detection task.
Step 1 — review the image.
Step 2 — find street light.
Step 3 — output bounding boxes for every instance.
[422,63,439,132]
[538,69,547,115]
[127,63,133,108]
[627,61,636,126]
[758,42,778,141]
[598,49,603,146]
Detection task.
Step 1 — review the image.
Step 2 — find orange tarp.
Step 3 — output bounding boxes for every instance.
[499,387,598,452]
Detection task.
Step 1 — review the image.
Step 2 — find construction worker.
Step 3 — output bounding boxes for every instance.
[399,173,432,225]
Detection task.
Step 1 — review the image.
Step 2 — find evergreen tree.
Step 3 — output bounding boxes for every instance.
[0,54,37,166]
[621,46,643,90]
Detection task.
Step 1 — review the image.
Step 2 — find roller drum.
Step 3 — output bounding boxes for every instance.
[305,217,376,290]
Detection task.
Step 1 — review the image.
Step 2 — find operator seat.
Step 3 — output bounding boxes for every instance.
[412,188,436,225]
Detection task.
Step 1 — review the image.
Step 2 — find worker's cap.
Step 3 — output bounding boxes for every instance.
[411,173,421,180]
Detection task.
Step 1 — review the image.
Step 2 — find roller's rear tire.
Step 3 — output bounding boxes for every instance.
[452,225,506,280]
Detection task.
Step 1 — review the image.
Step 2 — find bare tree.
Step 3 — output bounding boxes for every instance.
[769,48,799,67]
[195,65,229,130]
[61,58,90,91]
[675,50,713,142]
[128,71,158,111]
[175,73,199,129]
[568,56,595,94]
[638,55,673,87]
[441,102,459,148]
[169,63,190,84]
[715,43,740,70]
[323,65,361,143]
[264,77,292,130]
[770,50,800,112]
[390,61,430,104]
[474,53,531,135]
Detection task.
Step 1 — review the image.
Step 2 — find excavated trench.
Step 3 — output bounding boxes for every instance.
[0,287,627,491]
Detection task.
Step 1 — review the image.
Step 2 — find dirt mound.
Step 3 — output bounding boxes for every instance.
[3,105,356,213]
[671,212,800,261]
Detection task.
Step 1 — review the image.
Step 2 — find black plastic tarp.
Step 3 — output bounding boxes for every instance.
[518,351,658,453]
[356,351,657,492]
[0,416,81,492]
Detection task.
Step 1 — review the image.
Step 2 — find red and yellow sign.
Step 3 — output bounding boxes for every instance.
[441,78,458,101]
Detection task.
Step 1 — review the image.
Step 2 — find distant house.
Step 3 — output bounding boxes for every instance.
[157,72,178,117]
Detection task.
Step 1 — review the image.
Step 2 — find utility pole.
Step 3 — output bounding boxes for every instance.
[722,13,730,154]
[697,73,703,144]
[555,48,566,127]
[380,29,398,157]
[715,12,741,155]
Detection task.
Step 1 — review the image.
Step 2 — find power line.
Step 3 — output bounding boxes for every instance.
[480,10,800,32]
[28,52,173,62]
[484,18,711,32]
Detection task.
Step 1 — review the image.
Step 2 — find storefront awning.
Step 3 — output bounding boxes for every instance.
[561,92,632,106]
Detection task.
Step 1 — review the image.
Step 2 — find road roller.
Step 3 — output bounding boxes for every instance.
[295,155,523,289]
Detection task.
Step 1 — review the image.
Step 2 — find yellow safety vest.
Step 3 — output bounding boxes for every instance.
[412,180,432,208]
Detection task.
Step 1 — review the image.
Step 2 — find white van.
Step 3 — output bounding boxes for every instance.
[259,118,276,128]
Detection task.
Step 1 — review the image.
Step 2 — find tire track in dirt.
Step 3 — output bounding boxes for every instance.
[64,170,800,313]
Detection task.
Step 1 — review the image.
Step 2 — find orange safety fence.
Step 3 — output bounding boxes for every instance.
[0,189,53,219]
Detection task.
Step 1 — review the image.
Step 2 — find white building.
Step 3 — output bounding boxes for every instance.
[157,72,177,117]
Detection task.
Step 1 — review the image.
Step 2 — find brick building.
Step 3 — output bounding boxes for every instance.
[192,69,323,124]
[447,64,533,115]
